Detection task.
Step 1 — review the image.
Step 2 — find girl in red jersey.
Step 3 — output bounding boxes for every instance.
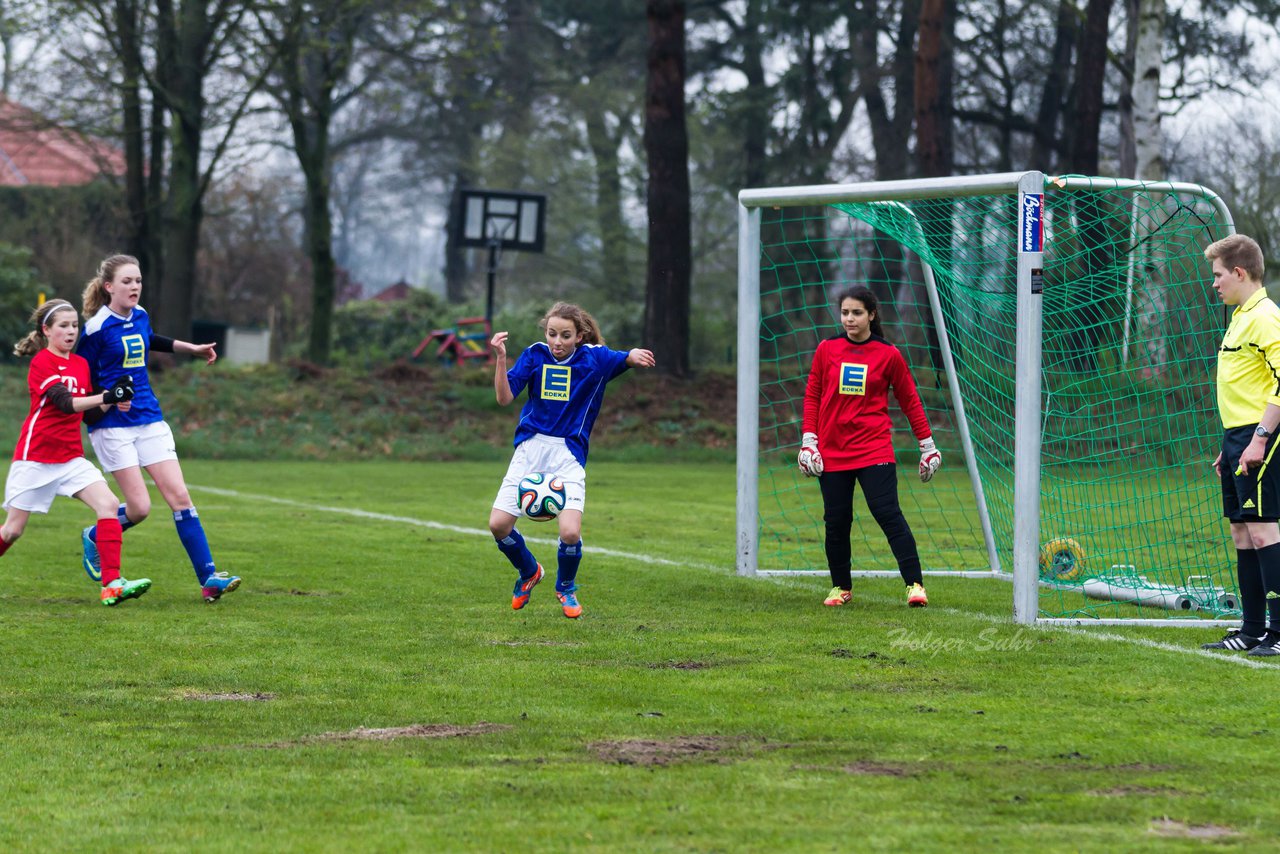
[1,299,150,606]
[798,286,942,608]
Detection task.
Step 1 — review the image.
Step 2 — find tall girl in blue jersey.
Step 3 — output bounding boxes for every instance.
[77,254,241,603]
[488,302,655,618]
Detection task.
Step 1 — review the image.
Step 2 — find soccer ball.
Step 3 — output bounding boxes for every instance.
[517,472,566,521]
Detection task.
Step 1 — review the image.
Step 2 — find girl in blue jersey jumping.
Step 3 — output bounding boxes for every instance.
[77,254,241,603]
[488,302,655,618]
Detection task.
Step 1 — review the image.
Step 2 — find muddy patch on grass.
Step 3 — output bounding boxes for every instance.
[489,639,584,648]
[256,588,338,596]
[844,761,916,777]
[252,722,512,749]
[1091,785,1185,798]
[317,723,511,742]
[792,761,919,777]
[183,691,276,702]
[646,660,713,670]
[1148,817,1237,839]
[590,736,746,766]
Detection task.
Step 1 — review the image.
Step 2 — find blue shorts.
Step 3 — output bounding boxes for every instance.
[1221,425,1280,522]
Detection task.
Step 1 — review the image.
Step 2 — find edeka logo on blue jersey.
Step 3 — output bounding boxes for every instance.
[541,364,571,401]
[839,362,867,395]
[1020,193,1043,253]
[121,334,146,368]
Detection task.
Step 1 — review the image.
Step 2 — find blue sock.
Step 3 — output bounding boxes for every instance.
[89,504,140,542]
[556,539,582,593]
[173,507,216,584]
[496,528,539,579]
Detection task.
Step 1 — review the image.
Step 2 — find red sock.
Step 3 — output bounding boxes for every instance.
[97,517,122,586]
[0,536,11,558]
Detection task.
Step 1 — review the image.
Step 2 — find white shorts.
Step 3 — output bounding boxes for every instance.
[4,457,107,513]
[89,421,178,472]
[492,435,587,518]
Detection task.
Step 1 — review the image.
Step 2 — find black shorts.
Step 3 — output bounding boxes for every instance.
[1221,425,1280,522]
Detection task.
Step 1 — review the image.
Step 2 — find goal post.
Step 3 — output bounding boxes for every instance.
[737,171,1240,626]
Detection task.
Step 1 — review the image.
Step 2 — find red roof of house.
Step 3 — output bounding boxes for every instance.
[0,99,126,187]
[372,281,413,302]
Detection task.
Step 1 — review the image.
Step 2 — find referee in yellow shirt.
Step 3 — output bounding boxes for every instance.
[1204,234,1280,655]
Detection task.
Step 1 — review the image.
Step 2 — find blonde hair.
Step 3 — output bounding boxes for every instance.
[539,301,605,346]
[82,254,140,316]
[13,299,78,357]
[1205,235,1265,283]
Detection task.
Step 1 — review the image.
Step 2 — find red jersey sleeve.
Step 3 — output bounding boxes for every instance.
[887,348,932,441]
[801,341,828,436]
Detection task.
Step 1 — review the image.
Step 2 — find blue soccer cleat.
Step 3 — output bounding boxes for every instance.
[556,588,582,619]
[511,564,543,610]
[81,526,101,582]
[201,572,241,603]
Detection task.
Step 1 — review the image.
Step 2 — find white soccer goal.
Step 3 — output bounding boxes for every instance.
[736,171,1241,626]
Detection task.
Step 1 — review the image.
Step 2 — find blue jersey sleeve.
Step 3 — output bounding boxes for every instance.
[601,347,631,380]
[506,345,540,399]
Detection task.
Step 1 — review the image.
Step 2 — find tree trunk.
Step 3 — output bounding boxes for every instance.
[300,123,336,364]
[445,173,472,304]
[154,0,209,340]
[146,95,166,296]
[1031,0,1077,172]
[585,109,629,296]
[115,0,152,274]
[914,0,952,180]
[491,0,536,188]
[852,0,919,328]
[739,0,768,188]
[643,0,691,377]
[914,0,954,373]
[1118,0,1139,178]
[1133,0,1165,181]
[1132,0,1167,369]
[1068,0,1114,174]
[1064,0,1118,374]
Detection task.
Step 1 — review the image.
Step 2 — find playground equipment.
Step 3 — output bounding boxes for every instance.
[412,316,491,365]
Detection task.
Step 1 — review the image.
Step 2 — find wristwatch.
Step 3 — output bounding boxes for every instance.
[1257,424,1273,439]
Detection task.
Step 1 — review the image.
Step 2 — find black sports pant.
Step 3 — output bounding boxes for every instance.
[818,463,923,589]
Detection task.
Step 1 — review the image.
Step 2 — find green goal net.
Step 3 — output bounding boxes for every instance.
[738,173,1240,624]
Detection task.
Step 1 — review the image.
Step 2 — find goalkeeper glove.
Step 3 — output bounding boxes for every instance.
[918,437,942,482]
[103,376,134,405]
[797,432,824,477]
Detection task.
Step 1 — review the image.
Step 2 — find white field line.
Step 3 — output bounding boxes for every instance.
[191,484,1279,672]
[188,484,721,571]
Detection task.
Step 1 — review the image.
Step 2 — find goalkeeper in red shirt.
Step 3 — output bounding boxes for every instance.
[798,286,941,608]
[1,299,149,606]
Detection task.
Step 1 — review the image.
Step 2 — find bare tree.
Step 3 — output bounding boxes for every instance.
[1132,0,1165,181]
[643,0,690,377]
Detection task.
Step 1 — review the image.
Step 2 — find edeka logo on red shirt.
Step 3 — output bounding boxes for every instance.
[1020,193,1043,253]
[839,362,867,395]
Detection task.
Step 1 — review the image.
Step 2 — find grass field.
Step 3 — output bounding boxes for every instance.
[0,460,1274,852]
